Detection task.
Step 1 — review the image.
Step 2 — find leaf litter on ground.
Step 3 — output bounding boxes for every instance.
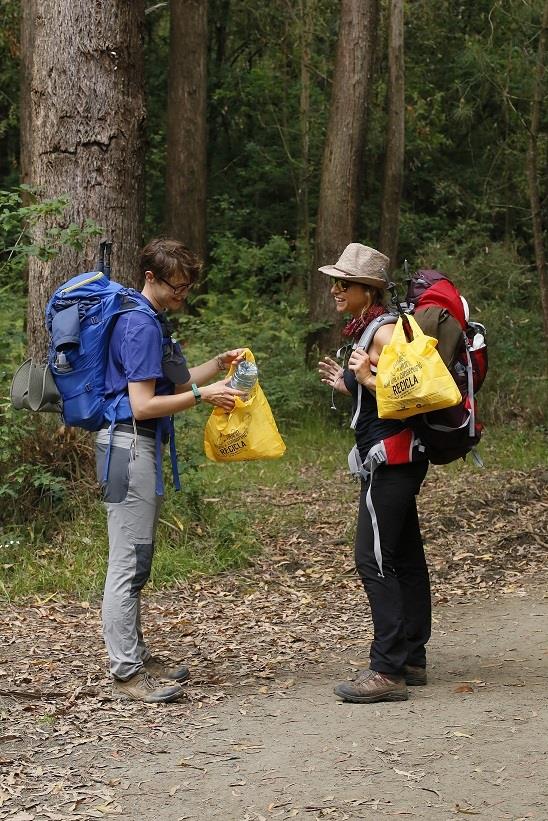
[0,466,546,819]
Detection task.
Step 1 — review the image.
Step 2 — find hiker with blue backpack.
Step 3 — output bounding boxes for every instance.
[318,243,431,704]
[92,238,248,703]
[10,238,247,703]
[38,237,246,703]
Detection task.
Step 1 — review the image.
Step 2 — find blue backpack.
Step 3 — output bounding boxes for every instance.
[45,251,158,431]
[44,243,180,495]
[11,244,181,494]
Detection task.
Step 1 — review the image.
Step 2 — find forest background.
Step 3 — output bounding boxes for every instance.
[0,0,546,599]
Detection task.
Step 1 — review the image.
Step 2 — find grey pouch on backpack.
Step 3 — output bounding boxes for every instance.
[10,358,62,413]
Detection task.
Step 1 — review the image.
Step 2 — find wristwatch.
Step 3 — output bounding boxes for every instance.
[191,383,202,404]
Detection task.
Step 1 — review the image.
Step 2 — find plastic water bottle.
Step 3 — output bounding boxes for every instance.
[55,352,72,373]
[229,361,258,393]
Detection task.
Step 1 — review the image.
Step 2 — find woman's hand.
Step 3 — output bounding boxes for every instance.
[201,380,245,411]
[318,356,346,391]
[348,348,375,390]
[217,348,247,372]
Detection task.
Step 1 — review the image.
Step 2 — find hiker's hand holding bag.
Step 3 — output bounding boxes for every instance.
[204,349,286,462]
[375,314,461,420]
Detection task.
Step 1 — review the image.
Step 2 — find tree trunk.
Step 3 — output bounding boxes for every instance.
[308,0,379,356]
[378,0,404,274]
[298,0,314,276]
[20,0,35,188]
[24,0,147,360]
[165,0,208,265]
[526,0,548,339]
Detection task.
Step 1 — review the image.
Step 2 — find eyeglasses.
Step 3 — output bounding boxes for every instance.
[156,276,193,296]
[331,279,350,292]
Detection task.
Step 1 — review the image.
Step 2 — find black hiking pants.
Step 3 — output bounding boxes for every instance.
[354,460,430,676]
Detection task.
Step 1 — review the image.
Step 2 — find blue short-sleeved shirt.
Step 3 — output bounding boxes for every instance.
[105,293,190,422]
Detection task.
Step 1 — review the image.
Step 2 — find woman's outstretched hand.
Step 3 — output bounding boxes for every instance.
[201,380,245,411]
[348,348,375,389]
[318,356,346,392]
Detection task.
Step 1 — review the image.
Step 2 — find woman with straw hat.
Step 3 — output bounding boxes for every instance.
[318,243,430,704]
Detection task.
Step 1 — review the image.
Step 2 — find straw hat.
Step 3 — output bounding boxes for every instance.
[318,243,390,289]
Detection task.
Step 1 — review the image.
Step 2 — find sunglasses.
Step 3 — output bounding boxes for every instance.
[156,275,193,296]
[331,279,351,292]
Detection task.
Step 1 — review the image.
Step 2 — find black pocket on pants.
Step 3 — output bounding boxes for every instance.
[95,442,132,504]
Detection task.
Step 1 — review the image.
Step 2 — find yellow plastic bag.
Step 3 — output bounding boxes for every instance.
[376,314,462,420]
[204,349,286,462]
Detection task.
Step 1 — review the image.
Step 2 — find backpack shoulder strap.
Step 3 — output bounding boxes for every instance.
[348,314,397,432]
[354,313,397,351]
[116,296,164,339]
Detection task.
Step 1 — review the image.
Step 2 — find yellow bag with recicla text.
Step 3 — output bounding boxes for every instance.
[375,314,462,420]
[204,349,286,462]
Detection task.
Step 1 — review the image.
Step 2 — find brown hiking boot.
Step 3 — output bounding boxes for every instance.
[144,655,190,683]
[334,670,408,703]
[112,670,184,703]
[404,664,427,686]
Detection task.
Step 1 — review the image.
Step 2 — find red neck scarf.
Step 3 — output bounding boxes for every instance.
[342,304,388,342]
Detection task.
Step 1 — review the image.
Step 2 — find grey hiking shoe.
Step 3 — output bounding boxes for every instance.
[112,670,184,703]
[334,669,408,703]
[144,655,190,683]
[404,664,427,686]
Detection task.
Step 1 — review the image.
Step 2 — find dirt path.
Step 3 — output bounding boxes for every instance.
[2,583,546,821]
[112,586,548,821]
[1,467,546,820]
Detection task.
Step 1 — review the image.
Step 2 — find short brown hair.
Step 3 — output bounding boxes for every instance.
[139,238,202,284]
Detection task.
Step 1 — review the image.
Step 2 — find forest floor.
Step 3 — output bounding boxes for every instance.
[0,465,546,821]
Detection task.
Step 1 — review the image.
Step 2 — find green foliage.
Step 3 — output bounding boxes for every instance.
[0,187,102,286]
[367,0,547,262]
[205,0,336,243]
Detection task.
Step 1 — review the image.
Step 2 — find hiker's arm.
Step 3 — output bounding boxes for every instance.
[318,356,351,395]
[175,348,246,393]
[129,378,244,418]
[348,325,395,394]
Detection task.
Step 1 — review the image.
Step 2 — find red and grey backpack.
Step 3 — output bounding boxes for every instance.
[403,269,488,465]
[350,268,488,466]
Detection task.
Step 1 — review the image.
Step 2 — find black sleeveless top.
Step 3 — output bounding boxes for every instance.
[343,368,407,460]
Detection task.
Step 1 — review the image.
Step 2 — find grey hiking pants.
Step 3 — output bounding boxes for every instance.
[96,428,162,680]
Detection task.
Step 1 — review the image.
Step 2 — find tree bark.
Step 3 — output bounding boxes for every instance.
[165,0,208,264]
[379,0,404,274]
[526,0,548,339]
[24,0,147,360]
[19,0,35,188]
[308,0,379,355]
[297,0,314,274]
